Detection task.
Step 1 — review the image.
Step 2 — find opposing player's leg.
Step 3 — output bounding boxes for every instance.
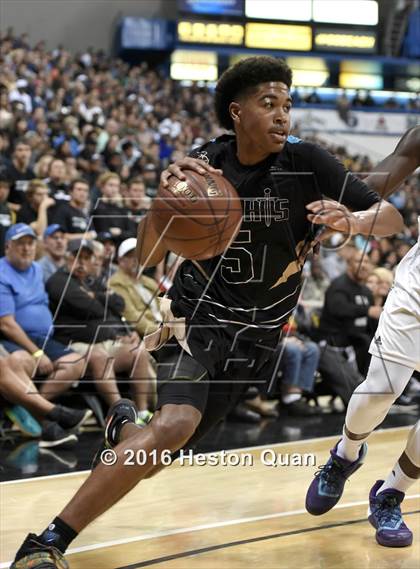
[337,357,415,462]
[306,355,414,515]
[10,344,208,568]
[368,420,419,547]
[306,255,420,517]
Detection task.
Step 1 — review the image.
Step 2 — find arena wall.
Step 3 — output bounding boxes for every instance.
[316,132,401,161]
[0,0,176,52]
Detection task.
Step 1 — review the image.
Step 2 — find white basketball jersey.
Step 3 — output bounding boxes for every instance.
[393,216,420,317]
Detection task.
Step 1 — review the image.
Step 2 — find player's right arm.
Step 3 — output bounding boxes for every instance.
[364,126,420,199]
[137,154,223,267]
[136,214,168,267]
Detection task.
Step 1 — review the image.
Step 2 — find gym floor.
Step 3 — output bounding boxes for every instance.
[2,424,419,569]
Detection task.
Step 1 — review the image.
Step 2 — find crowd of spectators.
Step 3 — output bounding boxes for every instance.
[0,31,418,452]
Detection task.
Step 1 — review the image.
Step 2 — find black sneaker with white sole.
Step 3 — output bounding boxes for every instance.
[39,421,78,449]
[47,405,93,433]
[282,398,319,417]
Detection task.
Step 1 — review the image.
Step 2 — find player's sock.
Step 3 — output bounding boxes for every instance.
[378,462,416,494]
[336,425,367,462]
[282,393,301,404]
[37,516,78,554]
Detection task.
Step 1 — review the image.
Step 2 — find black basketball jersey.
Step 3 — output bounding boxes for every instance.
[168,135,380,352]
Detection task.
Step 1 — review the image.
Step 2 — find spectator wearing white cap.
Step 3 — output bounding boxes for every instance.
[47,238,154,412]
[109,238,161,339]
[37,224,67,283]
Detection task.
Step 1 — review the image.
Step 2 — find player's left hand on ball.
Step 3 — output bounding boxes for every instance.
[306,199,357,235]
[160,158,223,188]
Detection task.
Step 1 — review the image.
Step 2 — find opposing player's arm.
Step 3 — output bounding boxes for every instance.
[307,198,403,238]
[364,126,420,199]
[308,144,404,238]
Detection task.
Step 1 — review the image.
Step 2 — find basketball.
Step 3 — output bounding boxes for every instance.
[150,169,242,260]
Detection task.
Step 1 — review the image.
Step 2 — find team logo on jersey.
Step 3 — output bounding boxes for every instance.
[243,188,289,227]
[195,150,210,164]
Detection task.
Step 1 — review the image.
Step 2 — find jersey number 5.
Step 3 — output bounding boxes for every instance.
[220,230,265,284]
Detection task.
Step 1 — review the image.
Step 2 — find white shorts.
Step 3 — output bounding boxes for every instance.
[369,240,420,371]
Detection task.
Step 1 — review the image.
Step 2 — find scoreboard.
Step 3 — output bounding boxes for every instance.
[177,21,244,45]
[173,0,387,86]
[177,0,378,53]
[116,1,417,92]
[244,23,312,51]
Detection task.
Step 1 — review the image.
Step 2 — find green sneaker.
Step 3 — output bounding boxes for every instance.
[5,406,42,438]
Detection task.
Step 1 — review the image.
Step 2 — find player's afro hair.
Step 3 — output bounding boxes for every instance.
[215,56,292,131]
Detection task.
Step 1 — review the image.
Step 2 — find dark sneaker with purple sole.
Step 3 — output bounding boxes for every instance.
[368,480,413,547]
[306,441,368,515]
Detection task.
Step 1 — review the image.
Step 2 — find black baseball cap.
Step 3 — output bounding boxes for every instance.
[96,231,114,243]
[67,238,95,255]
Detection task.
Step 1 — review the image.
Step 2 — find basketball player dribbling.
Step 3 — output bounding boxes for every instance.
[306,126,420,548]
[10,56,403,569]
